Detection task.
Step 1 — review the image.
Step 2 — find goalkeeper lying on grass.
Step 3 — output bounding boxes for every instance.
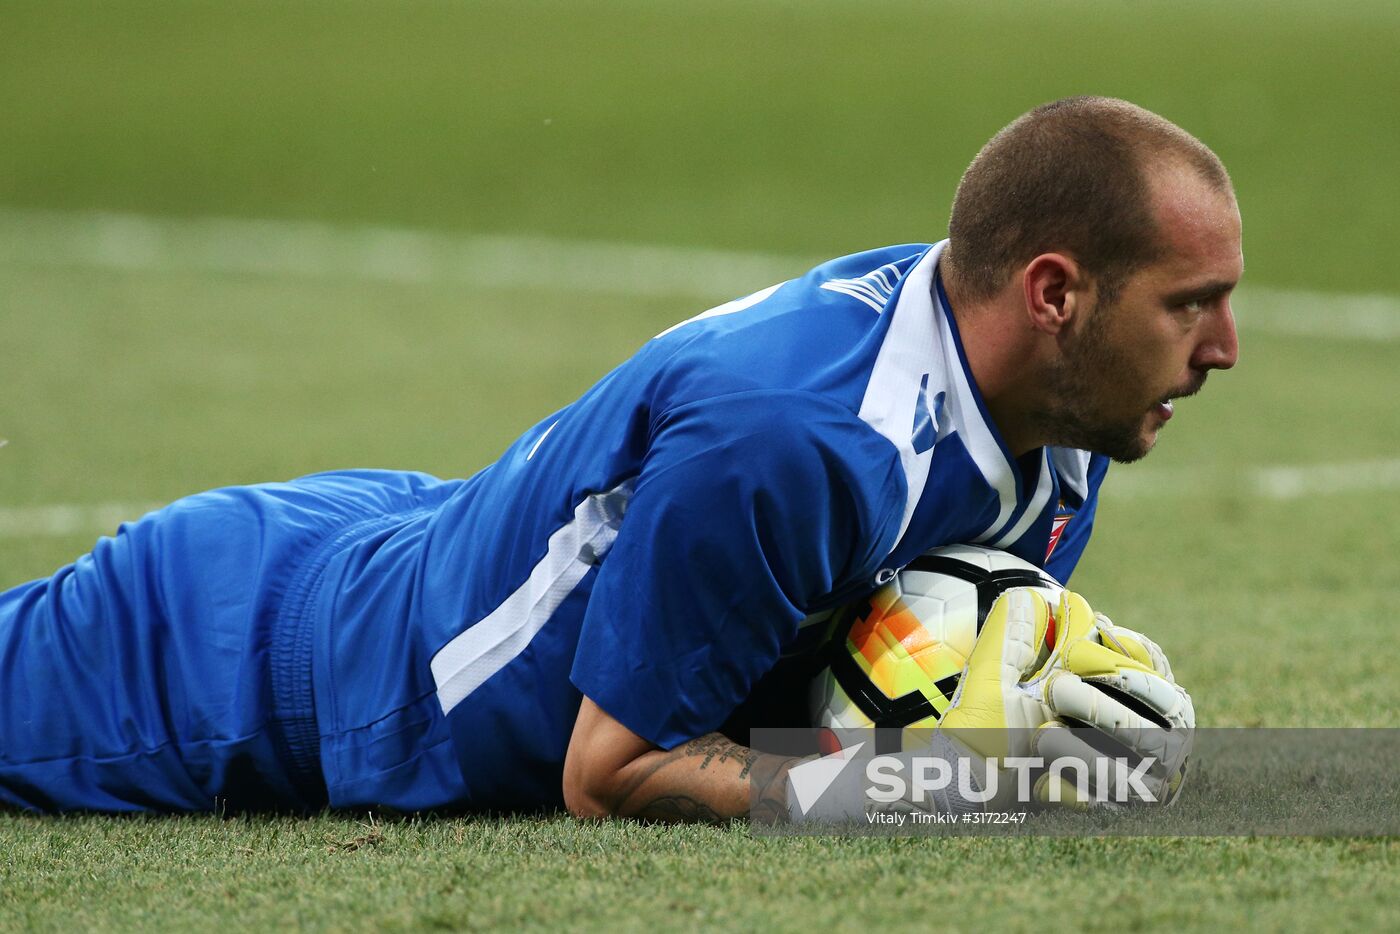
[0,97,1238,821]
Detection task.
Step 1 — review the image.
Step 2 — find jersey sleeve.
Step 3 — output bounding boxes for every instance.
[1044,454,1110,585]
[570,390,904,750]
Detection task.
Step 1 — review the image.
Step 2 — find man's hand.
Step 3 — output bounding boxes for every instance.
[937,587,1194,809]
[1094,613,1178,682]
[1031,608,1195,806]
[937,586,1095,752]
[792,588,1109,821]
[562,696,801,823]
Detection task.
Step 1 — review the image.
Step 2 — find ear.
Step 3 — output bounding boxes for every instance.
[1021,253,1088,335]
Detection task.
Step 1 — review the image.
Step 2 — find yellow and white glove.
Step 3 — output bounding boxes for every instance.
[790,588,1086,821]
[1095,614,1178,683]
[1031,609,1194,806]
[788,588,1193,821]
[939,587,1194,809]
[938,586,1101,743]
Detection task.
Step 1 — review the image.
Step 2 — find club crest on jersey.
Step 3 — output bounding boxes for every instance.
[1045,511,1073,561]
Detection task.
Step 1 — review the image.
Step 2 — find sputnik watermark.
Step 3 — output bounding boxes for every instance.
[864,754,1158,806]
[783,737,1163,824]
[866,810,1027,827]
[757,728,1400,837]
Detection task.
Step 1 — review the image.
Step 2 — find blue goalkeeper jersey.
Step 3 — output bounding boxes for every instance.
[314,240,1109,810]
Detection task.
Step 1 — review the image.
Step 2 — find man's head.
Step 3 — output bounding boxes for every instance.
[943,97,1242,463]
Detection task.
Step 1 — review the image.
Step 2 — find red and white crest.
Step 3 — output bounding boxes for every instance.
[1045,513,1072,561]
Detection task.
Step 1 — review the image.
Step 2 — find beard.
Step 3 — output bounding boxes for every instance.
[1029,301,1160,464]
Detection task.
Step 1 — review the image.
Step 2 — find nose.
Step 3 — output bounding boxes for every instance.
[1192,301,1240,371]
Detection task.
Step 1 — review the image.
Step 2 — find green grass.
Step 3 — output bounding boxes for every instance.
[3,0,1400,294]
[2,815,1397,932]
[3,0,1400,929]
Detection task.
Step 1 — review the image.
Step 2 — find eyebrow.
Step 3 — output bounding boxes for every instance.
[1164,280,1237,306]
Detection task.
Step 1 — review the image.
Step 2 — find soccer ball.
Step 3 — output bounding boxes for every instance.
[809,544,1064,751]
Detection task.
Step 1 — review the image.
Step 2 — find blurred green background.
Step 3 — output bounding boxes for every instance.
[4,0,1399,291]
[1,2,1398,929]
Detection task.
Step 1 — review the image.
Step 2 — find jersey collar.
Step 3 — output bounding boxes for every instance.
[861,240,1067,558]
[927,247,1039,544]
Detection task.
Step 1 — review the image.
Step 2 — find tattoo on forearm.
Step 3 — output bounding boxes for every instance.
[678,735,758,776]
[613,733,802,825]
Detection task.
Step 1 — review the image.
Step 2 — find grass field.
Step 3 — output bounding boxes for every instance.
[2,0,1399,930]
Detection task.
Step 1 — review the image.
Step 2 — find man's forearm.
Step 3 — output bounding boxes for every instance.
[602,734,802,824]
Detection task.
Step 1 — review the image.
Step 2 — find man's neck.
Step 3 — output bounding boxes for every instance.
[942,284,1045,458]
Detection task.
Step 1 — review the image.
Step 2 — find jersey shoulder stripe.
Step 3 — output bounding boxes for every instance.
[819,260,914,313]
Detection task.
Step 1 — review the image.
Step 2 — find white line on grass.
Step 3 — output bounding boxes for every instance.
[1236,287,1400,341]
[0,502,162,538]
[0,208,798,301]
[5,459,1399,538]
[1250,457,1400,500]
[2,208,1399,340]
[1108,457,1400,502]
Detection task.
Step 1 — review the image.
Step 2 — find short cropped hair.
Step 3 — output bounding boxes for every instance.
[943,97,1232,304]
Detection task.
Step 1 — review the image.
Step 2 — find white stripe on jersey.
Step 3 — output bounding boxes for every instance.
[526,420,559,461]
[820,281,886,312]
[431,480,634,715]
[654,282,785,339]
[855,244,943,545]
[990,449,1054,549]
[868,266,900,294]
[930,286,1020,544]
[820,262,903,313]
[1051,447,1092,503]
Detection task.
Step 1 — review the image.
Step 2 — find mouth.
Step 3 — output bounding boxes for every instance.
[1152,374,1208,423]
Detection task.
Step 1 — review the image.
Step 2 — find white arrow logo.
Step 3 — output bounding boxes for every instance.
[786,742,866,816]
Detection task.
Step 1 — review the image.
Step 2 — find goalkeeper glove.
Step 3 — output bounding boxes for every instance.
[1030,607,1194,806]
[786,588,1194,820]
[940,587,1194,809]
